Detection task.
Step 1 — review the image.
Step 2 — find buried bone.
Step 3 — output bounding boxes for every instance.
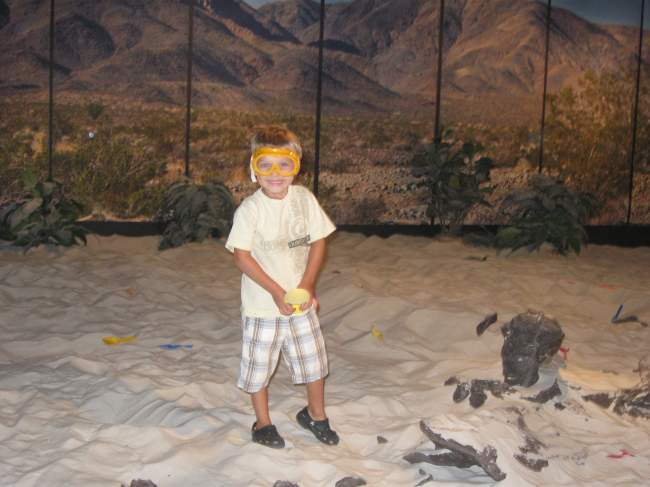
[476,312,498,336]
[334,477,366,487]
[524,379,562,404]
[501,311,565,387]
[404,420,507,481]
[450,378,514,407]
[583,354,650,419]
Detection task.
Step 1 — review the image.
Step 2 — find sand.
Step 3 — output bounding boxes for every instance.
[0,232,648,487]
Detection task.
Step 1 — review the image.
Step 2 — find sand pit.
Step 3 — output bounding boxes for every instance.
[0,232,648,486]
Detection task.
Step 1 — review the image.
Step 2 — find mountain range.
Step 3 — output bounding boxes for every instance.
[1,0,647,122]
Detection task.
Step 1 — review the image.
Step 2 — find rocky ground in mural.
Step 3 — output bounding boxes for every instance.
[2,98,648,225]
[315,157,650,226]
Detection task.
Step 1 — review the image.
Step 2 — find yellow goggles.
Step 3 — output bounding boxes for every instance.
[251,147,301,177]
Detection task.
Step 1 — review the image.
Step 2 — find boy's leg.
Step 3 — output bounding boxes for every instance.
[283,311,338,445]
[306,377,326,420]
[251,386,272,428]
[238,315,286,448]
[250,385,284,448]
[297,377,339,445]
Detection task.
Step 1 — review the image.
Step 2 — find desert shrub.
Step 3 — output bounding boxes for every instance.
[139,111,184,155]
[0,174,87,251]
[544,69,650,200]
[491,174,600,255]
[56,135,166,218]
[157,179,235,250]
[0,131,39,200]
[367,122,388,148]
[86,102,105,121]
[329,196,387,224]
[454,123,537,167]
[411,133,493,229]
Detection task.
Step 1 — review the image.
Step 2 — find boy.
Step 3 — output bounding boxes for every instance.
[225,125,339,449]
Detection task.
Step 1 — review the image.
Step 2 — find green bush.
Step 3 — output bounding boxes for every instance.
[0,175,87,251]
[411,133,493,229]
[492,174,600,255]
[157,179,235,250]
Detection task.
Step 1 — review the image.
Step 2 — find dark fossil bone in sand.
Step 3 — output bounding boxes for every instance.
[514,454,549,471]
[453,382,470,402]
[470,380,488,408]
[582,392,614,408]
[451,379,514,407]
[509,409,549,471]
[334,477,367,487]
[613,387,649,418]
[404,421,507,481]
[444,376,459,386]
[476,312,498,336]
[501,311,564,387]
[524,379,562,403]
[583,355,650,418]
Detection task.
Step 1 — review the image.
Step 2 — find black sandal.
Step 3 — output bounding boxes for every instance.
[252,422,285,449]
[296,407,339,445]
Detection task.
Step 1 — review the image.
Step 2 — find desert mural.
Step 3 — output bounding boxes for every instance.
[1,0,649,224]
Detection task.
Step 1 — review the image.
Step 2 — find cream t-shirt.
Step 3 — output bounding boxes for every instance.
[225,185,336,318]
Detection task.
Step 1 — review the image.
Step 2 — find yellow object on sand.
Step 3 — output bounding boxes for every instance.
[371,325,384,342]
[284,288,310,314]
[103,335,137,345]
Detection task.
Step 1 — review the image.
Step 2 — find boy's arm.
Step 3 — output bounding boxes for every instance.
[298,238,327,310]
[233,249,294,315]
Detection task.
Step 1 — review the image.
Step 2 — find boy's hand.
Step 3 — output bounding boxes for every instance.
[298,283,318,312]
[272,289,295,316]
[302,294,319,312]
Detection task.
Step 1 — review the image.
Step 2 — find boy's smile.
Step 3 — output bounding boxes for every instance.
[256,155,295,199]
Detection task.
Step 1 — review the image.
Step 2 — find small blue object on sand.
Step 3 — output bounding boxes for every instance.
[160,344,193,350]
[611,304,649,327]
[612,304,624,323]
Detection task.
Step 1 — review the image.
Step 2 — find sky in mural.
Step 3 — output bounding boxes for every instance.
[243,0,646,29]
[552,0,645,27]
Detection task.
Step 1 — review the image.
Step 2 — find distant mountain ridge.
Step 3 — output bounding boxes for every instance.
[1,0,646,121]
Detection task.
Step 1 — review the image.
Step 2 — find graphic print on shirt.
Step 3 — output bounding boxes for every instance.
[288,189,310,276]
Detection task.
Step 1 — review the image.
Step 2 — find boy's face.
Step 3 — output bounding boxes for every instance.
[256,154,295,199]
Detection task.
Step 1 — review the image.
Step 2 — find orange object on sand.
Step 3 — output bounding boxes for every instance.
[103,335,137,345]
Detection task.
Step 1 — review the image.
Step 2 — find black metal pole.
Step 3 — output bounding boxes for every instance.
[184,0,194,178]
[434,0,444,144]
[538,0,552,173]
[313,0,326,197]
[626,0,645,224]
[47,0,55,182]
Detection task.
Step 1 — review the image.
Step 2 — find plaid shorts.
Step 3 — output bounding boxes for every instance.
[238,308,329,393]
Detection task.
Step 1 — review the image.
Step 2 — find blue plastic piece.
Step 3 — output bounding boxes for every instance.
[160,343,193,350]
[612,304,624,323]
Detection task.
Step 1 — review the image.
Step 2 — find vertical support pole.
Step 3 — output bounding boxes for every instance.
[538,0,552,173]
[47,0,55,182]
[627,0,645,224]
[184,0,195,178]
[313,0,326,197]
[434,0,445,144]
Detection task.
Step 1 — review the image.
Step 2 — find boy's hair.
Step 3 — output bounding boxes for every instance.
[250,125,302,158]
